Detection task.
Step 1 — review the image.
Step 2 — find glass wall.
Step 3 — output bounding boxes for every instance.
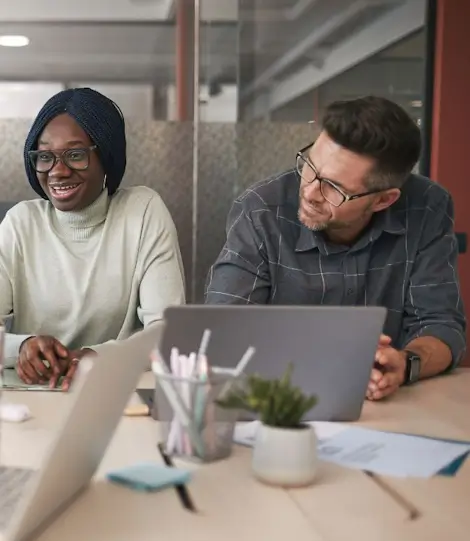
[196,0,428,301]
[0,0,429,302]
[237,0,427,124]
[269,30,426,126]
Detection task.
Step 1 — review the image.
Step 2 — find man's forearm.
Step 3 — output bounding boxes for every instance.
[404,336,453,379]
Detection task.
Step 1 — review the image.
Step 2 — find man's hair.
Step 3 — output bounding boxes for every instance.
[24,87,127,198]
[321,96,421,189]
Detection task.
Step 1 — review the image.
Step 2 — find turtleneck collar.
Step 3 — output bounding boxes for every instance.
[53,189,110,241]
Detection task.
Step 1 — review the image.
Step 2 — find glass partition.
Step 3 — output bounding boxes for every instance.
[0,0,428,303]
[194,0,427,302]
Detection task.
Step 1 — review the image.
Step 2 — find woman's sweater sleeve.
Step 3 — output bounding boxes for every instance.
[136,192,186,327]
[86,193,185,359]
[0,212,33,367]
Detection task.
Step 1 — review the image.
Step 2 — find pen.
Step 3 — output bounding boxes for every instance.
[157,443,197,513]
[365,471,420,521]
[152,357,205,457]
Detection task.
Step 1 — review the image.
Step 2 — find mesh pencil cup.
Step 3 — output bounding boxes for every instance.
[154,368,242,463]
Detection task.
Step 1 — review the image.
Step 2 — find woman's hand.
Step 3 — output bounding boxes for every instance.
[17,337,96,391]
[60,348,97,391]
[17,335,69,386]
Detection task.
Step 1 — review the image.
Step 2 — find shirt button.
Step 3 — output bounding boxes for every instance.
[347,288,354,295]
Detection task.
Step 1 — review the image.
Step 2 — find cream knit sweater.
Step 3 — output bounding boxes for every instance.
[0,186,185,367]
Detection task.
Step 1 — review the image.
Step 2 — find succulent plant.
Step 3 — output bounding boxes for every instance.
[217,362,317,428]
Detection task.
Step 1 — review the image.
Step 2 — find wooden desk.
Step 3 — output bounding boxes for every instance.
[2,369,470,541]
[290,369,470,541]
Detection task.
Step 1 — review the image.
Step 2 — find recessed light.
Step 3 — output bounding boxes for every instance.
[0,35,30,47]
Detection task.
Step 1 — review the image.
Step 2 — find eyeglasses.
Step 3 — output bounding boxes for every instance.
[28,145,97,174]
[295,143,382,207]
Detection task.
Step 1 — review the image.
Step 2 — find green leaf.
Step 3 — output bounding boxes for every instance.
[216,363,318,428]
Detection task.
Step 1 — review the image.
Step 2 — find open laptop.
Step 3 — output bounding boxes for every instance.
[160,305,387,422]
[0,324,161,541]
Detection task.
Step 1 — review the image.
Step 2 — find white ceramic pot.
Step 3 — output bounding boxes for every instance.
[252,423,317,488]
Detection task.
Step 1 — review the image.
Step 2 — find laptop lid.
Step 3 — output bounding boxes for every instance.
[5,324,161,541]
[160,305,387,422]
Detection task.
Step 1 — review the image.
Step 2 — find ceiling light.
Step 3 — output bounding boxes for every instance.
[0,35,30,47]
[410,100,422,108]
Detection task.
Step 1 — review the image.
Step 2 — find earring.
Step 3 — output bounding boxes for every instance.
[102,174,107,191]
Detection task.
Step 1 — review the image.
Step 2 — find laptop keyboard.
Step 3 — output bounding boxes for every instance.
[0,466,34,531]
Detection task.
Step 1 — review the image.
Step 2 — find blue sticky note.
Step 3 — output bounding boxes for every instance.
[107,462,191,492]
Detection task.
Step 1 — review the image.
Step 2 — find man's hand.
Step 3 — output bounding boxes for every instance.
[367,334,407,401]
[17,336,70,386]
[60,348,96,391]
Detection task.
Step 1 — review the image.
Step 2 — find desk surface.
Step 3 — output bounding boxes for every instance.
[2,369,470,541]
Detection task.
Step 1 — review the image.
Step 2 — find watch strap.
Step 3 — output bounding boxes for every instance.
[403,350,421,385]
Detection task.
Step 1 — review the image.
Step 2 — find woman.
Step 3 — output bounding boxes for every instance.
[0,87,185,390]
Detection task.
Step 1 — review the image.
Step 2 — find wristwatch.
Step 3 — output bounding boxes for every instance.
[403,350,421,385]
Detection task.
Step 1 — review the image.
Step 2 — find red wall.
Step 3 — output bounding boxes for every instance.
[431,0,470,366]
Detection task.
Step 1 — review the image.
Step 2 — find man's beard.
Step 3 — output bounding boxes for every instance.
[298,197,330,231]
[298,209,329,231]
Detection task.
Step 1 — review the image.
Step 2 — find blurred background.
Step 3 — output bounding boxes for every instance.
[0,0,430,301]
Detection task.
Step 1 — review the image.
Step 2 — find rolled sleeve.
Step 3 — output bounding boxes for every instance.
[205,198,271,305]
[403,194,466,368]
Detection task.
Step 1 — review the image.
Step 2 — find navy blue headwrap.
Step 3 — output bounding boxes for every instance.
[24,87,127,198]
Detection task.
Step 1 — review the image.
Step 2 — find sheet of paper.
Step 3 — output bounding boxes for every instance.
[233,420,348,447]
[1,368,64,392]
[317,426,470,478]
[234,422,470,478]
[233,421,260,447]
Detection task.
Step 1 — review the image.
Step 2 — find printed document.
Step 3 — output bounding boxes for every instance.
[234,422,470,478]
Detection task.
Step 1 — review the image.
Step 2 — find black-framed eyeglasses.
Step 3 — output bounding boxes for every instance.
[28,145,97,174]
[295,143,383,207]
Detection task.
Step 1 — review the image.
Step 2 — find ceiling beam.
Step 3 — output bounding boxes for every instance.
[284,0,319,21]
[200,0,238,21]
[253,0,426,117]
[240,0,375,100]
[0,0,172,22]
[0,51,234,70]
[162,0,176,19]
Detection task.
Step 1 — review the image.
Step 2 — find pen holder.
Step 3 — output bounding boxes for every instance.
[154,368,242,463]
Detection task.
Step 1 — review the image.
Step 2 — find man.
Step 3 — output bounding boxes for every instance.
[205,96,466,401]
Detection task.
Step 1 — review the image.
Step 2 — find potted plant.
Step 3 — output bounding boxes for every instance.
[217,363,318,487]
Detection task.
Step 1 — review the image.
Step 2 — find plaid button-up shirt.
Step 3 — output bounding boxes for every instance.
[205,170,466,366]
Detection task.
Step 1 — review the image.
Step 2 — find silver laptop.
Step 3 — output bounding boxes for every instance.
[160,305,387,422]
[0,324,161,541]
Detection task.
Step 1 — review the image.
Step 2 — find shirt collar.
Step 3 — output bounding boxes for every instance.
[295,226,322,253]
[373,205,406,236]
